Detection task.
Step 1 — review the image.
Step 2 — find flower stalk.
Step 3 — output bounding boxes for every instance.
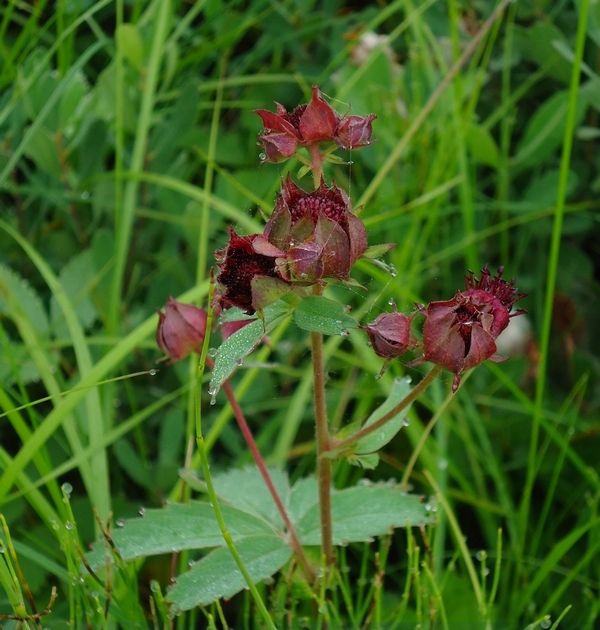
[311,315,334,565]
[329,365,443,454]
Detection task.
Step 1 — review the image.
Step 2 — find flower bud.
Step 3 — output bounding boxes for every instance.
[364,311,412,359]
[156,297,207,362]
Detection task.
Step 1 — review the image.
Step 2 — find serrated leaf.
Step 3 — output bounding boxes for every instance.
[86,502,274,569]
[166,535,292,611]
[211,466,290,528]
[209,301,291,395]
[0,265,49,334]
[353,376,412,456]
[297,484,429,546]
[293,296,358,336]
[50,250,99,339]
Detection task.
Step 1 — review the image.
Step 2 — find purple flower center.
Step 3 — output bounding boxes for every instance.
[290,194,346,224]
[286,105,307,131]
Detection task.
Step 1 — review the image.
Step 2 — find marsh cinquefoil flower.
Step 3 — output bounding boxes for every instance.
[420,265,526,392]
[264,176,368,284]
[254,85,376,163]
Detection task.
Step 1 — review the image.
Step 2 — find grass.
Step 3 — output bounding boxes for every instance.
[1,0,600,628]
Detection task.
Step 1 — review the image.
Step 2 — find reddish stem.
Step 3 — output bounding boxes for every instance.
[206,358,315,581]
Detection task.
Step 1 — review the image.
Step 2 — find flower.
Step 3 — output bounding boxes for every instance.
[264,176,368,283]
[364,310,412,360]
[254,85,376,163]
[420,265,526,392]
[156,297,207,362]
[215,227,291,315]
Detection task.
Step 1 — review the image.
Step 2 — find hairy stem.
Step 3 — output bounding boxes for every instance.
[311,287,334,565]
[330,365,443,453]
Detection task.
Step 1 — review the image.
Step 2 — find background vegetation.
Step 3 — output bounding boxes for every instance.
[0,0,599,627]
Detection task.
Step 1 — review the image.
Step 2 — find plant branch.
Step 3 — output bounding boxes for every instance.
[330,365,443,453]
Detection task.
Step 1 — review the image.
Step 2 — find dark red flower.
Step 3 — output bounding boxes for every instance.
[254,86,376,163]
[364,310,412,360]
[215,228,290,315]
[420,266,526,392]
[156,297,207,362]
[264,176,368,283]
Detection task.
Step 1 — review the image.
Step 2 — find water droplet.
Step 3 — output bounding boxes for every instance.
[188,560,196,568]
[80,191,90,200]
[425,503,432,512]
[91,591,99,599]
[0,546,5,553]
[340,329,349,337]
[149,369,157,376]
[236,357,244,366]
[335,319,342,325]
[482,567,490,576]
[208,347,218,358]
[61,482,73,496]
[51,519,60,530]
[374,372,382,380]
[388,298,395,306]
[116,519,125,527]
[139,507,146,516]
[65,521,74,530]
[437,458,448,471]
[210,394,217,405]
[540,619,551,629]
[567,427,575,436]
[258,153,267,161]
[401,418,410,427]
[475,550,486,561]
[389,265,397,277]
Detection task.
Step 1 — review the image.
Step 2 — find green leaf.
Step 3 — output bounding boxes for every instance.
[166,535,292,611]
[296,484,429,546]
[59,70,88,128]
[86,502,275,569]
[0,265,49,335]
[209,301,291,396]
[211,466,290,528]
[361,243,396,259]
[116,23,144,71]
[21,126,61,176]
[353,376,412,457]
[513,90,588,170]
[293,296,359,336]
[50,250,99,339]
[465,122,499,168]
